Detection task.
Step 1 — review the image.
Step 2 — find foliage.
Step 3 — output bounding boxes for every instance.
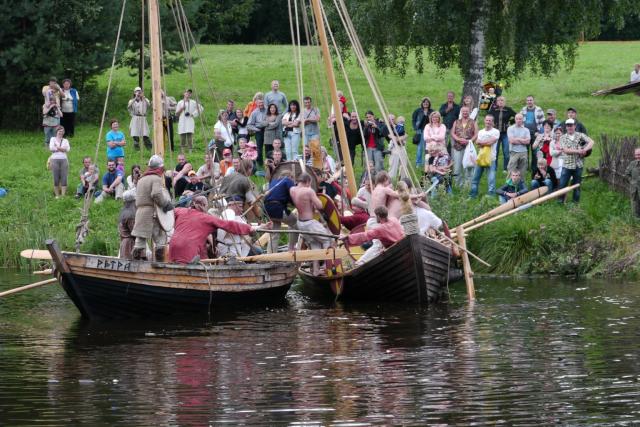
[196,0,257,43]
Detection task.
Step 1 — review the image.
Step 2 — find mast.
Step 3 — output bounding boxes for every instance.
[147,0,164,157]
[310,0,357,197]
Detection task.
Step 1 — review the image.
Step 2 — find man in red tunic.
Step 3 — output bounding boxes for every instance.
[169,196,256,264]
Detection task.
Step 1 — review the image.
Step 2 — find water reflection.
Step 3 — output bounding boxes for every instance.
[1,273,639,425]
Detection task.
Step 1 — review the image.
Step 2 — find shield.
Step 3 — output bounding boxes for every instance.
[155,189,175,232]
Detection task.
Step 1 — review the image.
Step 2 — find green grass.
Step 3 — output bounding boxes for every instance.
[1,42,639,274]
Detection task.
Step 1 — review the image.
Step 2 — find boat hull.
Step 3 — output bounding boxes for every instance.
[51,251,297,320]
[299,234,459,304]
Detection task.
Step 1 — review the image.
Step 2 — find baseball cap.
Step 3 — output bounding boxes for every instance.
[565,118,576,125]
[134,86,142,92]
[567,107,577,113]
[546,108,556,115]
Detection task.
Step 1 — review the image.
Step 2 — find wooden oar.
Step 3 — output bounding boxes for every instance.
[33,269,53,275]
[452,184,579,237]
[0,278,57,298]
[435,232,491,267]
[458,187,548,230]
[256,228,340,240]
[20,249,52,260]
[201,247,351,264]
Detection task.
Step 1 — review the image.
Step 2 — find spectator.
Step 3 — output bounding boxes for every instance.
[219,148,234,177]
[76,156,100,198]
[161,90,177,151]
[497,170,527,205]
[243,91,263,118]
[59,79,79,137]
[438,91,461,142]
[48,126,70,198]
[559,107,587,134]
[630,63,640,83]
[507,113,531,178]
[549,126,565,178]
[282,100,302,160]
[422,111,447,166]
[264,80,288,114]
[127,87,151,150]
[520,96,545,167]
[489,95,516,173]
[247,97,268,166]
[42,99,62,146]
[126,164,141,191]
[196,152,220,189]
[106,119,126,163]
[624,147,640,217]
[387,114,409,180]
[207,128,227,163]
[232,108,249,144]
[263,103,283,161]
[545,108,561,129]
[266,138,286,161]
[214,110,234,150]
[224,99,237,121]
[470,115,500,197]
[558,118,594,203]
[450,106,478,188]
[363,110,387,173]
[425,143,452,198]
[533,121,554,166]
[302,96,321,143]
[95,160,124,203]
[175,89,203,154]
[412,97,434,169]
[531,158,558,192]
[41,77,62,107]
[459,94,479,121]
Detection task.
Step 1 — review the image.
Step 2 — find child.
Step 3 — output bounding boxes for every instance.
[116,157,125,174]
[497,170,527,204]
[425,143,452,198]
[81,164,100,197]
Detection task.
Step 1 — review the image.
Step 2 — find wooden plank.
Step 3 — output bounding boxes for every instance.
[46,240,70,273]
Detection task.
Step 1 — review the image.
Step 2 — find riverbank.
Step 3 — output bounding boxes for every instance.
[1,42,639,275]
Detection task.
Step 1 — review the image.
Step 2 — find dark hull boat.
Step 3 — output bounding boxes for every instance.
[46,240,298,320]
[298,233,462,304]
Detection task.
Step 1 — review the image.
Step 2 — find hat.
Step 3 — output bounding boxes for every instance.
[187,170,196,177]
[134,86,142,92]
[223,148,232,155]
[565,118,576,125]
[546,108,556,115]
[567,107,577,113]
[123,189,136,202]
[148,154,164,168]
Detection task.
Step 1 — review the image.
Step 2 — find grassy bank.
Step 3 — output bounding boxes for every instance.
[1,42,639,276]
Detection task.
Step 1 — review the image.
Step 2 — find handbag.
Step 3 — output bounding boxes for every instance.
[412,133,421,145]
[476,146,492,167]
[462,142,477,168]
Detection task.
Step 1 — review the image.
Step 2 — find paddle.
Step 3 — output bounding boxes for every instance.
[20,249,52,260]
[0,278,57,298]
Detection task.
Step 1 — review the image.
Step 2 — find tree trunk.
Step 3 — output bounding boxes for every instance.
[461,0,488,107]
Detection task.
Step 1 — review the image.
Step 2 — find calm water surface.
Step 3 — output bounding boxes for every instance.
[1,270,639,425]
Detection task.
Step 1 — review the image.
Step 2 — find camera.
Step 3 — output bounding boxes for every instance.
[185,112,191,117]
[47,107,58,117]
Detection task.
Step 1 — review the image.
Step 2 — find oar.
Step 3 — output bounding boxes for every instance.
[436,231,491,267]
[451,184,579,237]
[457,187,548,230]
[0,278,57,298]
[20,249,52,260]
[201,247,351,264]
[256,228,341,240]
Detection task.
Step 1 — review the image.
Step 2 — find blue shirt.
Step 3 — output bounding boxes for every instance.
[106,130,125,160]
[265,177,295,205]
[102,169,124,187]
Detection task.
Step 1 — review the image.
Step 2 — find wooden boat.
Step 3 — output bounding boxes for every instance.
[592,79,640,96]
[46,240,297,320]
[298,233,461,304]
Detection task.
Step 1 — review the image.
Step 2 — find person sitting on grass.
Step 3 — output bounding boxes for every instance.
[95,160,124,203]
[425,143,452,198]
[76,156,100,198]
[531,157,558,192]
[497,170,527,205]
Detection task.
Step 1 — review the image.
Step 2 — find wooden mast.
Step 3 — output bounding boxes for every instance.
[147,0,164,157]
[309,0,357,197]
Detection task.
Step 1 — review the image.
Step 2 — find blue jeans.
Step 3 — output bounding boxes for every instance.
[470,162,497,197]
[559,167,582,203]
[367,147,384,172]
[493,132,510,171]
[416,135,425,167]
[531,178,553,192]
[283,132,300,160]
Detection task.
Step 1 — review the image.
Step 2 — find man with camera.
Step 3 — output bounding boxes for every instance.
[127,87,151,150]
[176,89,203,154]
[42,100,62,146]
[362,110,388,173]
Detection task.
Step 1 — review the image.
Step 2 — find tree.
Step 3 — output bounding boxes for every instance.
[0,0,200,129]
[335,0,639,104]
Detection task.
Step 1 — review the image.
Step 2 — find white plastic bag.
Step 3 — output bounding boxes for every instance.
[462,141,477,168]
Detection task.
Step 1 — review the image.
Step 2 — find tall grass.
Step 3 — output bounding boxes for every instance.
[1,42,639,274]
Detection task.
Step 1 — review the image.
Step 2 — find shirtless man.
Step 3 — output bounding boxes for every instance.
[369,171,399,221]
[290,172,331,275]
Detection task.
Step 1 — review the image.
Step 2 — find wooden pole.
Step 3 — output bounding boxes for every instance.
[139,0,145,91]
[201,247,351,264]
[0,278,57,298]
[148,0,164,157]
[309,0,357,198]
[456,225,475,301]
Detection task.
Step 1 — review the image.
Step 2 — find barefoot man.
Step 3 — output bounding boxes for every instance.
[290,172,332,275]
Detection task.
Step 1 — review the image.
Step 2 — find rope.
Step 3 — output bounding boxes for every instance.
[199,261,214,321]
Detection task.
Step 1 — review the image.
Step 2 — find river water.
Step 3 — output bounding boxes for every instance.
[1,270,639,425]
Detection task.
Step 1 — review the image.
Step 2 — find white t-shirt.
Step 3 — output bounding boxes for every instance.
[630,70,640,83]
[416,207,442,235]
[477,127,500,160]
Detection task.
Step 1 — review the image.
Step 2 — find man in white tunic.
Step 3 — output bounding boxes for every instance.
[175,89,203,154]
[216,198,252,257]
[127,87,151,150]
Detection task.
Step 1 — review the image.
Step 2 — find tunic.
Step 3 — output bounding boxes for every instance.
[347,218,404,248]
[131,173,171,239]
[128,98,150,137]
[176,99,203,134]
[169,208,252,263]
[216,208,252,257]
